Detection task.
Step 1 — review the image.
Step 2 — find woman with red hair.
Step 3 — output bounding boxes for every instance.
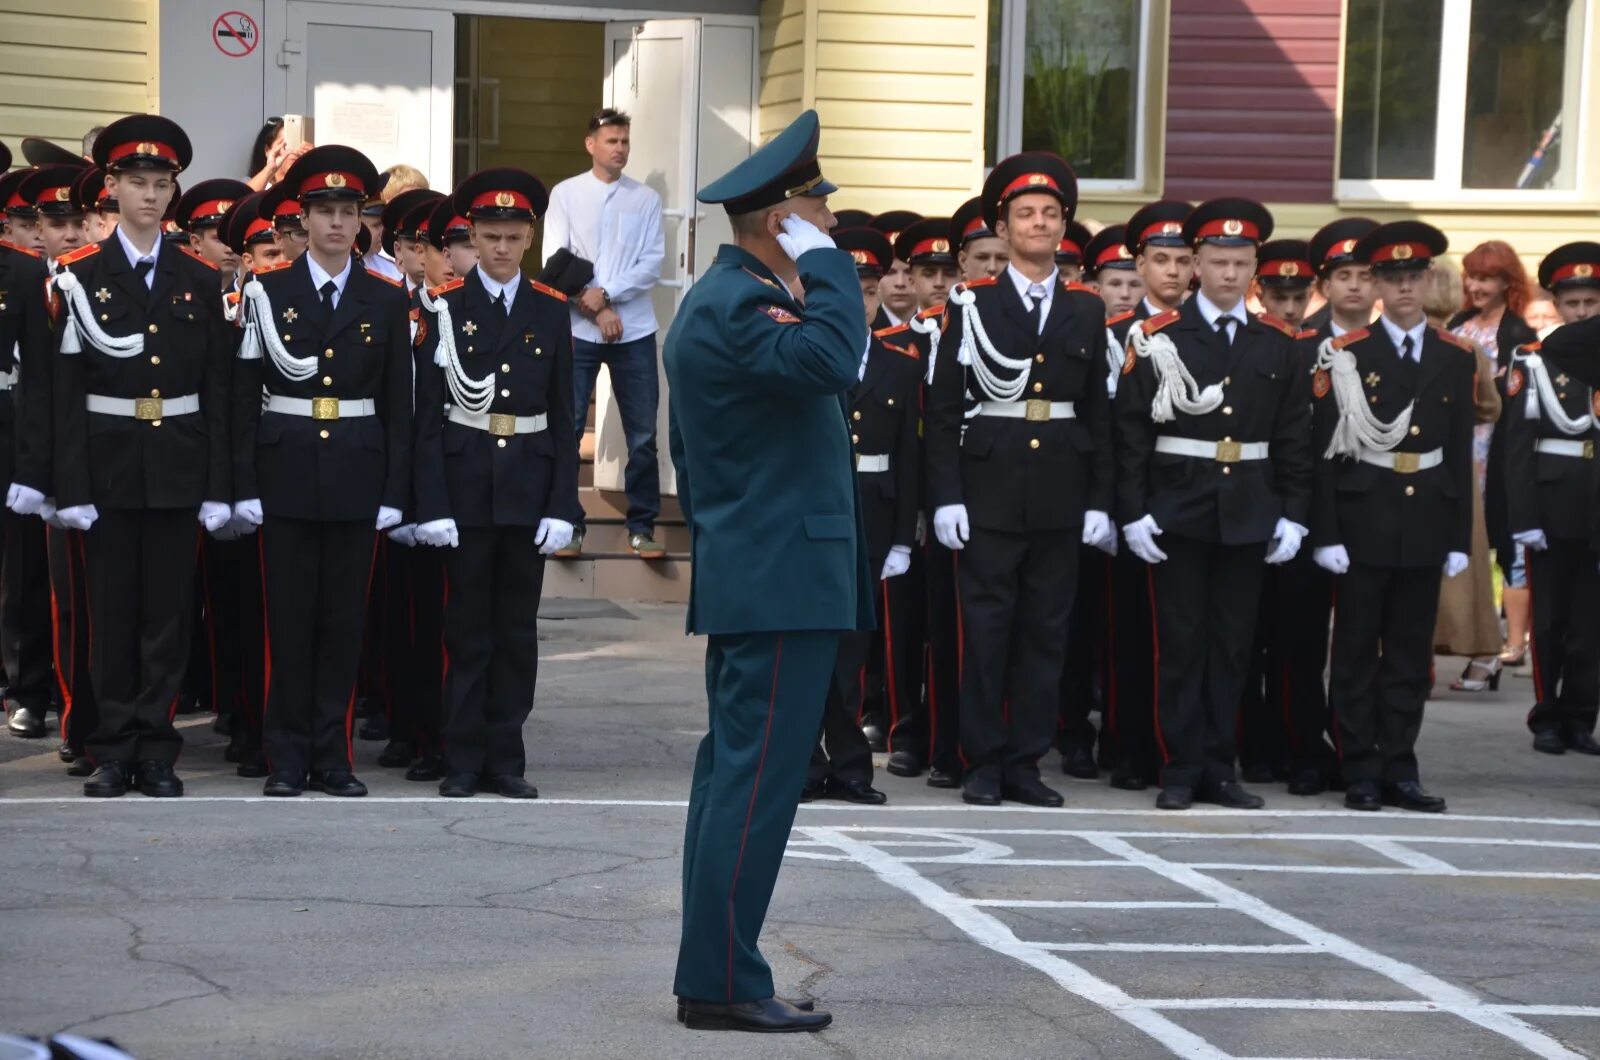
[1446,241,1538,690]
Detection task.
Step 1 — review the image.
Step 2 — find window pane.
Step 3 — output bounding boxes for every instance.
[984,0,1003,168]
[1020,0,1140,180]
[1462,0,1579,189]
[1339,0,1444,180]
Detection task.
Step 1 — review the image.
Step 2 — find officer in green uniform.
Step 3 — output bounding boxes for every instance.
[666,109,871,1033]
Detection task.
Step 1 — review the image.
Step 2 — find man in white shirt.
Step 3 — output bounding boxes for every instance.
[541,108,666,558]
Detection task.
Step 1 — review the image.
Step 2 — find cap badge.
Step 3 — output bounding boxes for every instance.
[1116,246,1131,259]
[1278,262,1300,277]
[1340,239,1357,254]
[1161,222,1181,235]
[1576,263,1595,279]
[850,249,868,264]
[326,173,347,189]
[1222,219,1244,237]
[1392,244,1413,261]
[495,192,515,208]
[932,238,950,254]
[1026,174,1048,186]
[52,187,71,202]
[217,200,233,213]
[136,142,158,156]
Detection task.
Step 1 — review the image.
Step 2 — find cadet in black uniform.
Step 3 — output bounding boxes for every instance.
[1506,242,1600,756]
[927,153,1115,808]
[1054,220,1093,283]
[1,168,45,255]
[50,116,233,798]
[261,183,309,264]
[1115,199,1312,811]
[1309,221,1473,813]
[953,196,1008,281]
[234,145,413,798]
[867,210,921,331]
[1084,225,1142,315]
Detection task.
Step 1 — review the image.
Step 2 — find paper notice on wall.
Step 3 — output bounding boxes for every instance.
[320,99,400,159]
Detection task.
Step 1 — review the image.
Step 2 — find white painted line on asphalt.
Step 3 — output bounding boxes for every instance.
[1353,839,1460,873]
[907,859,1600,882]
[968,899,1221,910]
[1147,998,1600,1018]
[1035,943,1323,955]
[825,827,1600,845]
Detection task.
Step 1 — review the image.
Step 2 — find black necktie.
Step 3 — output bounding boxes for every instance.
[1026,283,1046,336]
[493,290,507,315]
[133,259,153,283]
[1216,316,1234,347]
[320,280,337,307]
[1400,335,1415,362]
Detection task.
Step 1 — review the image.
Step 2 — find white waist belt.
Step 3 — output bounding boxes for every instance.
[1356,447,1443,473]
[1155,436,1268,462]
[448,407,548,437]
[855,454,890,473]
[973,399,1076,421]
[264,395,376,420]
[1535,438,1595,459]
[0,368,16,391]
[87,393,199,420]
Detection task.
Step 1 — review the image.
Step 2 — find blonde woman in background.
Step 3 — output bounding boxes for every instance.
[1426,258,1504,688]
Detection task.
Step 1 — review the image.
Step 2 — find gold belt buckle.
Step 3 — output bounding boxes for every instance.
[311,397,340,421]
[488,413,517,437]
[1214,439,1241,463]
[1024,399,1051,422]
[134,397,162,421]
[1392,451,1420,474]
[1584,440,1596,460]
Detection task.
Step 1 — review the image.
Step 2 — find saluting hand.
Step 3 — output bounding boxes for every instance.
[775,215,835,261]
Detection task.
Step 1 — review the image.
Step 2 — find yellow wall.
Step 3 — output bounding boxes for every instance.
[0,0,157,153]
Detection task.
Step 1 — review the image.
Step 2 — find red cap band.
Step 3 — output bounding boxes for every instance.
[1258,259,1311,279]
[33,185,77,207]
[297,171,365,197]
[1194,218,1261,242]
[1370,242,1430,264]
[848,249,883,268]
[1095,243,1133,269]
[5,192,27,210]
[1000,172,1061,202]
[273,200,302,219]
[106,140,179,166]
[962,216,990,239]
[244,218,274,242]
[468,190,534,213]
[911,236,953,258]
[1552,262,1600,284]
[1138,219,1185,245]
[192,198,235,222]
[1324,237,1360,263]
[1057,239,1082,258]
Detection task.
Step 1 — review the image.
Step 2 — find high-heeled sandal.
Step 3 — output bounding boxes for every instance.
[1451,657,1502,692]
[1499,645,1528,667]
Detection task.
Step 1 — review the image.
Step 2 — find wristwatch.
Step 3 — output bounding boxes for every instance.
[600,288,612,308]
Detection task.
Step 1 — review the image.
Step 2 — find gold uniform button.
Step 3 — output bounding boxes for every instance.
[887,398,895,407]
[1224,376,1232,385]
[150,388,160,398]
[1035,354,1045,364]
[852,411,862,421]
[1409,425,1420,436]
[501,363,511,373]
[501,388,511,397]
[852,434,860,444]
[1032,382,1044,393]
[535,347,543,355]
[1222,405,1233,416]
[324,348,334,357]
[150,356,160,365]
[1404,485,1416,497]
[1221,466,1231,475]
[283,333,292,342]
[147,324,158,334]
[322,376,333,387]
[497,438,507,448]
[102,314,109,322]
[151,419,161,428]
[319,429,330,440]
[1029,438,1040,450]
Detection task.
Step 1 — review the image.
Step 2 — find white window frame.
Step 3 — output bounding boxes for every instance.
[990,0,1152,192]
[1337,0,1592,205]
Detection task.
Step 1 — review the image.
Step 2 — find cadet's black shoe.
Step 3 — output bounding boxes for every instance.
[961,772,1002,806]
[829,778,887,805]
[263,771,305,797]
[6,704,45,738]
[1532,729,1567,755]
[1565,729,1600,755]
[1109,770,1149,792]
[1286,770,1326,797]
[58,741,77,763]
[681,996,831,1032]
[1343,781,1381,811]
[67,755,94,777]
[1003,774,1065,807]
[1060,747,1098,780]
[235,749,269,779]
[439,773,479,798]
[310,769,368,797]
[678,996,814,1023]
[862,723,886,754]
[83,762,131,798]
[491,774,539,799]
[377,739,414,768]
[799,777,826,803]
[136,761,184,798]
[1155,785,1193,811]
[1383,780,1445,813]
[925,766,960,789]
[1204,781,1264,809]
[405,754,443,782]
[885,751,923,778]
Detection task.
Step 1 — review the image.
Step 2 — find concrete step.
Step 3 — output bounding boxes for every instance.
[578,521,690,554]
[580,488,684,524]
[544,554,690,603]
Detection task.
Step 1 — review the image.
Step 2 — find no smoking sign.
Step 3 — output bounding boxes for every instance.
[213,10,259,57]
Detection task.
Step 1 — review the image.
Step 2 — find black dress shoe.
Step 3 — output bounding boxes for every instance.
[66,755,94,777]
[263,771,305,797]
[1565,729,1600,755]
[1002,774,1065,807]
[884,751,923,778]
[235,749,269,778]
[491,774,539,799]
[1286,770,1326,797]
[1108,770,1148,792]
[377,739,414,768]
[223,733,244,763]
[925,766,960,789]
[439,773,479,798]
[1203,781,1264,809]
[1344,781,1381,811]
[1060,746,1098,780]
[1532,729,1567,755]
[681,996,831,1032]
[136,761,184,798]
[405,753,443,782]
[828,777,887,805]
[83,762,130,798]
[57,741,77,763]
[6,704,45,738]
[357,715,388,742]
[1155,785,1193,810]
[678,996,814,1023]
[310,769,368,797]
[1383,780,1445,813]
[961,771,1002,806]
[799,777,826,803]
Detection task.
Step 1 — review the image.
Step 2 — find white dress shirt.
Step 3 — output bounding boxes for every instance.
[363,249,404,283]
[306,253,353,310]
[1007,263,1059,335]
[1194,290,1249,338]
[116,225,161,288]
[476,266,520,313]
[1379,313,1427,361]
[542,170,665,343]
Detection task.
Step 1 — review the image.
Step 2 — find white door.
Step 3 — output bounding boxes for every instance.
[276,1,453,189]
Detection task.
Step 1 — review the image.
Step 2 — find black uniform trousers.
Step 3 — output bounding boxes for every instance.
[883,549,926,759]
[441,525,545,778]
[924,540,962,774]
[204,537,265,755]
[260,517,377,775]
[808,627,876,784]
[1328,562,1441,786]
[385,542,445,756]
[82,508,199,767]
[1150,535,1264,790]
[1105,549,1159,783]
[1058,552,1107,760]
[958,525,1078,779]
[1,507,51,713]
[48,527,96,752]
[1263,552,1335,774]
[1525,538,1600,737]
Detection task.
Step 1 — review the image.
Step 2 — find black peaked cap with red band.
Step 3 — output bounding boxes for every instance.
[282,144,379,204]
[1309,217,1380,277]
[1125,200,1192,254]
[175,177,252,232]
[1183,198,1273,248]
[1056,220,1093,266]
[1085,224,1134,278]
[92,114,191,173]
[834,226,895,278]
[833,208,871,229]
[982,151,1076,232]
[73,166,115,214]
[19,164,88,218]
[382,188,445,256]
[950,196,992,248]
[895,217,956,266]
[425,196,472,250]
[1354,220,1447,273]
[1255,239,1313,288]
[261,181,304,231]
[1538,242,1600,292]
[220,192,276,255]
[451,167,548,222]
[867,210,923,246]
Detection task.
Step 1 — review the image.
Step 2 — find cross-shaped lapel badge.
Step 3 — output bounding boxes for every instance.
[463,320,478,335]
[94,287,112,303]
[283,308,298,323]
[1556,373,1570,387]
[1365,371,1381,387]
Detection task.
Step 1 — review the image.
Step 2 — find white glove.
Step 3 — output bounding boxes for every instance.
[388,523,418,547]
[1514,529,1549,552]
[198,501,232,533]
[1443,551,1470,578]
[6,483,44,516]
[1121,515,1166,565]
[1264,518,1307,566]
[880,544,912,580]
[1081,510,1116,554]
[56,505,98,532]
[775,214,836,261]
[234,498,264,527]
[1313,545,1350,574]
[933,504,970,551]
[536,518,575,556]
[375,506,402,532]
[414,519,459,548]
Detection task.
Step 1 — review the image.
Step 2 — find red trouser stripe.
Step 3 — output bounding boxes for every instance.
[1146,566,1169,765]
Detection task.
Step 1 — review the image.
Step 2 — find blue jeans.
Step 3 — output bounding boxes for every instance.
[572,334,661,534]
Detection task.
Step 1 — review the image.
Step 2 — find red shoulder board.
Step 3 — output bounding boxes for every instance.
[367,270,403,289]
[253,260,293,276]
[1106,309,1135,327]
[883,340,918,360]
[177,244,218,270]
[1521,340,1543,353]
[1257,312,1295,338]
[874,322,910,340]
[1064,281,1097,295]
[962,277,999,290]
[1331,327,1369,350]
[916,304,946,320]
[224,291,240,306]
[1143,308,1180,334]
[1436,327,1474,352]
[1295,329,1318,340]
[57,243,101,267]
[529,279,567,302]
[428,278,464,299]
[0,239,40,259]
